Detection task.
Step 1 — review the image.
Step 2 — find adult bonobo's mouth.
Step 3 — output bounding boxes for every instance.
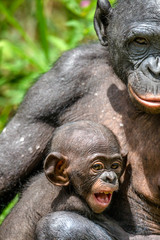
[128,84,160,114]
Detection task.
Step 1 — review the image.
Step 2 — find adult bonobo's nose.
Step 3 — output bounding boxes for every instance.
[143,56,160,78]
[101,171,117,185]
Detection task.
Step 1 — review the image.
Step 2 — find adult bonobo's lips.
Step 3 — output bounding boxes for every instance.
[128,85,160,112]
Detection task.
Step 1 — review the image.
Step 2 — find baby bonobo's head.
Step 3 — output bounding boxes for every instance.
[44,121,125,214]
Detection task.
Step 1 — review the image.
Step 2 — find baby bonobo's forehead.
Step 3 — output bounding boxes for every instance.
[68,128,120,157]
[51,121,121,158]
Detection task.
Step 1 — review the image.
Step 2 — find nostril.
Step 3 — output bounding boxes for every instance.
[106,176,116,184]
[148,67,160,80]
[101,172,117,184]
[106,176,111,183]
[147,57,160,76]
[155,56,160,67]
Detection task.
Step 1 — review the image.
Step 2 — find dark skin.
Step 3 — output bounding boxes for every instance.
[36,121,128,240]
[0,0,160,239]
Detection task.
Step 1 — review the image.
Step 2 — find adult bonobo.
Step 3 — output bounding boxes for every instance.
[0,0,160,239]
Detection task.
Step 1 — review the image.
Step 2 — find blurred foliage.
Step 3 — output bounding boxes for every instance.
[0,0,116,223]
[0,0,95,131]
[0,0,116,131]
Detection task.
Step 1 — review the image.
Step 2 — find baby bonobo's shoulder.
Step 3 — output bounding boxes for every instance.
[52,188,94,219]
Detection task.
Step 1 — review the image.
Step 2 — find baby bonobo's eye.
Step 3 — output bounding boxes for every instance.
[92,162,104,171]
[111,162,121,170]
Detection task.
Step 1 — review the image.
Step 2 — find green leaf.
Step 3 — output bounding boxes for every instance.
[35,0,49,62]
[0,195,19,225]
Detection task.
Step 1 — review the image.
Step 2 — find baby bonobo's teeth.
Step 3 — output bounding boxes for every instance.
[104,191,112,195]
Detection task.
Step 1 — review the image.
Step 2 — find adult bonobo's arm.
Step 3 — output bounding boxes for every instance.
[36,212,116,240]
[0,46,91,207]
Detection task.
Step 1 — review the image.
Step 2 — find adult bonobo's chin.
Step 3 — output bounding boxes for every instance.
[0,0,160,239]
[95,0,160,114]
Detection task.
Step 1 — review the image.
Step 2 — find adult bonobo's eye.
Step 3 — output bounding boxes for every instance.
[134,37,148,46]
[111,162,121,170]
[92,162,104,171]
[127,36,149,58]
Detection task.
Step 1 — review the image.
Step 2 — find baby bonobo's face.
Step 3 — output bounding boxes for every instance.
[85,152,123,214]
[70,133,123,214]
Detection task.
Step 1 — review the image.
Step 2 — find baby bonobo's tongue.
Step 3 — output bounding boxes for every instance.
[95,192,111,203]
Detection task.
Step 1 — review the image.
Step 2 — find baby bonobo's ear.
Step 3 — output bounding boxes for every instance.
[44,152,69,186]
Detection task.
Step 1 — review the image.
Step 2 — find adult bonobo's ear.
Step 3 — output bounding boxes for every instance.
[44,152,69,186]
[94,0,112,46]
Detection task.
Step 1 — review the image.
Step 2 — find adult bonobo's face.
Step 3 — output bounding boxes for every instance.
[94,0,160,114]
[125,22,160,114]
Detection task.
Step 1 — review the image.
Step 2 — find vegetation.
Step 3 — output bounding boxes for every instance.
[0,0,116,223]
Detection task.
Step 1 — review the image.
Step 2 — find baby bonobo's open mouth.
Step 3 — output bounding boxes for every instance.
[94,191,112,206]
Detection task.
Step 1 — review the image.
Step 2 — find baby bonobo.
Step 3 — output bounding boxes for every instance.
[36,121,128,240]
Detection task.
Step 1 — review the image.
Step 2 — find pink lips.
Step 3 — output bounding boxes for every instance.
[129,85,160,108]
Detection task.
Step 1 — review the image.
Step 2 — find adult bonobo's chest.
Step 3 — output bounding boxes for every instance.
[59,62,160,234]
